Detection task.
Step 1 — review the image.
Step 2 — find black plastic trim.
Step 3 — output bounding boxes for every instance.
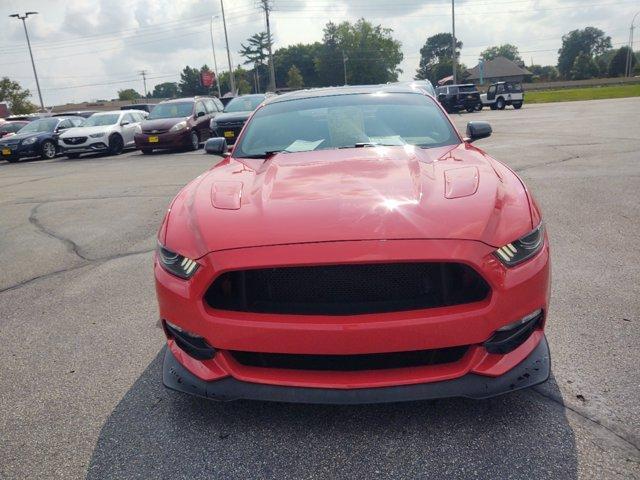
[163,321,216,361]
[484,312,543,354]
[162,336,550,404]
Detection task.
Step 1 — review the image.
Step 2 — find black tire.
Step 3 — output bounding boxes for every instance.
[513,101,523,109]
[496,97,506,110]
[188,131,199,151]
[6,157,19,163]
[107,134,124,155]
[40,140,57,160]
[465,106,475,113]
[475,103,483,111]
[141,148,153,155]
[66,153,81,159]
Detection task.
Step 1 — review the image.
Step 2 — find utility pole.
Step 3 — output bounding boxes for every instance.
[138,70,148,97]
[220,0,236,95]
[9,12,45,110]
[451,0,457,84]
[210,15,222,97]
[259,0,277,92]
[626,11,639,77]
[342,51,348,85]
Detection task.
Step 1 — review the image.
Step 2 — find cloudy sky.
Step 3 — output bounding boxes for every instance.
[0,0,636,106]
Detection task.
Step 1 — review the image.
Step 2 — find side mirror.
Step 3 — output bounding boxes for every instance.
[204,137,228,155]
[120,120,130,126]
[465,121,492,142]
[196,111,206,118]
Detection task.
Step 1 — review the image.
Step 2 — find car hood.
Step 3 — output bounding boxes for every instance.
[164,144,533,258]
[214,112,252,123]
[59,125,114,137]
[141,117,188,130]
[0,131,45,144]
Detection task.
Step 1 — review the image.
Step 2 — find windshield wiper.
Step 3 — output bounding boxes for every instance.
[238,150,283,159]
[338,142,379,149]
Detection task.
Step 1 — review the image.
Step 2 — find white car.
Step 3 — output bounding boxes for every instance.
[480,82,524,110]
[58,110,147,158]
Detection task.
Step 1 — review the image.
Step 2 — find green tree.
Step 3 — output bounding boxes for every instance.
[480,44,522,63]
[608,46,636,77]
[0,77,37,114]
[274,43,322,88]
[415,33,462,83]
[570,52,599,80]
[118,88,141,101]
[239,32,272,92]
[286,65,304,89]
[179,65,215,96]
[528,65,559,82]
[315,19,403,86]
[557,27,611,78]
[315,22,343,86]
[218,66,253,95]
[151,82,178,98]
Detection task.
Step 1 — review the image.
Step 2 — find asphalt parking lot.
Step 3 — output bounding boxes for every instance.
[1,97,638,479]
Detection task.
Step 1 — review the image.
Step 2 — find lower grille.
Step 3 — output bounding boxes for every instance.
[143,129,169,134]
[205,262,490,315]
[230,346,469,371]
[63,137,87,145]
[217,121,245,128]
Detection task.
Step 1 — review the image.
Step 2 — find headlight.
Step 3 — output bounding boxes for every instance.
[22,136,37,145]
[169,121,187,133]
[89,132,105,138]
[494,223,544,267]
[157,244,199,279]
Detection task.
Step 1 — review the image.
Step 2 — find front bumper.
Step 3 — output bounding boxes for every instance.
[156,238,550,398]
[135,129,190,150]
[163,334,550,404]
[59,139,108,153]
[1,142,39,160]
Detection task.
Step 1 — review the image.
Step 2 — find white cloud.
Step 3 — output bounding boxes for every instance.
[0,0,636,106]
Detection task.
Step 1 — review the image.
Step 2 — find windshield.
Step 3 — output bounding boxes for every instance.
[224,95,265,113]
[84,114,120,127]
[18,118,59,134]
[148,102,193,119]
[233,92,459,158]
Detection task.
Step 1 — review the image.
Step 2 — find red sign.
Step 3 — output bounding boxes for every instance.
[201,71,215,88]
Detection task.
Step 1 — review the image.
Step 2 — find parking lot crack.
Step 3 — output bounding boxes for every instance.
[28,203,90,261]
[532,386,640,455]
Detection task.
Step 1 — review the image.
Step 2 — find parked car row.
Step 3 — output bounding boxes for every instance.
[0,93,271,163]
[435,81,525,113]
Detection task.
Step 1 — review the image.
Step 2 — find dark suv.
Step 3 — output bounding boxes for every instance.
[435,84,481,113]
[134,97,223,154]
[210,94,271,144]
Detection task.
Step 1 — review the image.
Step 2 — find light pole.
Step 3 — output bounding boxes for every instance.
[451,0,457,84]
[220,0,236,95]
[626,11,639,77]
[9,12,45,110]
[342,51,348,85]
[210,15,222,97]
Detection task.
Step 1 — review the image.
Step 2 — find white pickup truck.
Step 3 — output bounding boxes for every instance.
[480,81,524,110]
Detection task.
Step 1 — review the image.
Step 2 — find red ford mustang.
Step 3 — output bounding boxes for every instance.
[156,85,550,404]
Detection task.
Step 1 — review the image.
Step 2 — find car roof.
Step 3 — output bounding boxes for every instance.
[160,97,212,104]
[265,84,425,105]
[90,110,124,115]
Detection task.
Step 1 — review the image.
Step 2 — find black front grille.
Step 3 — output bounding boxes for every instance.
[230,346,469,371]
[217,121,245,128]
[142,128,168,134]
[205,262,490,315]
[63,137,87,145]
